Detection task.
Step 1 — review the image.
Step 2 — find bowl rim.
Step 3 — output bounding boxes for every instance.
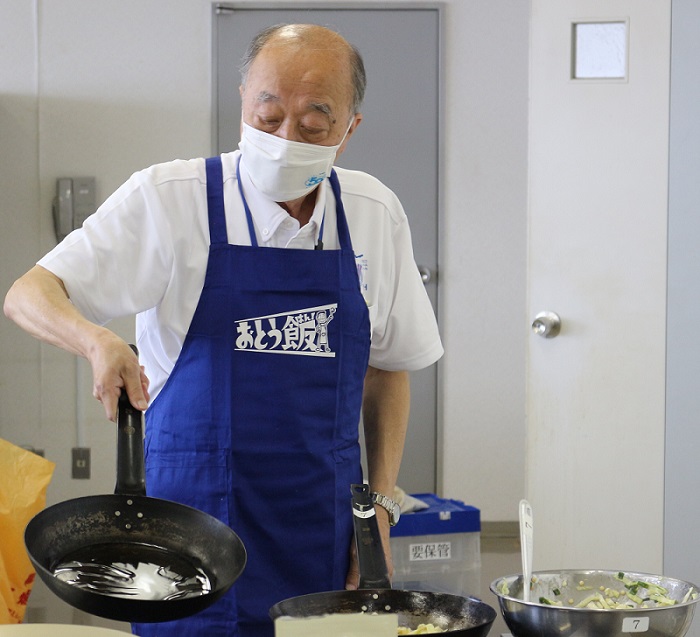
[489,569,700,612]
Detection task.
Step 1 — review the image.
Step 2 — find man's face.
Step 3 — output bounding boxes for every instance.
[240,41,361,156]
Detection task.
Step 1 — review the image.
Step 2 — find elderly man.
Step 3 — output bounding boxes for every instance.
[5,23,442,636]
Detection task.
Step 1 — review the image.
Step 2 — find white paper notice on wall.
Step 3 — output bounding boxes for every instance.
[573,21,627,79]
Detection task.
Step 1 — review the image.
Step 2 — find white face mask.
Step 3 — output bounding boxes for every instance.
[239,121,351,202]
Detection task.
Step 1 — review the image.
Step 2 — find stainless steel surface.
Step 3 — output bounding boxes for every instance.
[490,570,700,637]
[531,311,561,338]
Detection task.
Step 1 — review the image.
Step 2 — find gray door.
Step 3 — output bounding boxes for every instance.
[213,4,441,493]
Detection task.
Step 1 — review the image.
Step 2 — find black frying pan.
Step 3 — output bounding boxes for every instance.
[25,377,246,623]
[270,484,496,636]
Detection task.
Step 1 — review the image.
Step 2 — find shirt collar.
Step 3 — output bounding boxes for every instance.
[237,153,327,245]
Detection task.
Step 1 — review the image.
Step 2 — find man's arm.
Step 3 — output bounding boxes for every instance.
[4,265,149,419]
[345,365,410,588]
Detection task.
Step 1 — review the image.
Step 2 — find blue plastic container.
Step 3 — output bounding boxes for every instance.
[389,493,481,597]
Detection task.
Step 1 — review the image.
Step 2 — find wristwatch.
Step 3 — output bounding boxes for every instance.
[371,491,401,526]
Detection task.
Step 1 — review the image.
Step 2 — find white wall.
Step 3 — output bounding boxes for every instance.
[439,1,528,517]
[0,0,528,624]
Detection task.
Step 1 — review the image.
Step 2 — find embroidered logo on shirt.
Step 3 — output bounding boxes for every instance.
[355,253,369,294]
[235,304,337,357]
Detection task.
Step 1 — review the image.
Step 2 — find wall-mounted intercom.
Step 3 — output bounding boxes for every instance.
[53,177,96,242]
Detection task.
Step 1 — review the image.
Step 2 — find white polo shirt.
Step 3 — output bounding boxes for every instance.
[39,151,443,400]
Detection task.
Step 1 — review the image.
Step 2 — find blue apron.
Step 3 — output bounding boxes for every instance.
[135,156,370,636]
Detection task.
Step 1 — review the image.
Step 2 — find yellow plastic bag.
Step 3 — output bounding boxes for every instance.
[0,438,55,624]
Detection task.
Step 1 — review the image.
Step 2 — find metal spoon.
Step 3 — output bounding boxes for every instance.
[519,499,533,602]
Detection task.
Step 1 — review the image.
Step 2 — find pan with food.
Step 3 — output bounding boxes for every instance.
[270,484,495,636]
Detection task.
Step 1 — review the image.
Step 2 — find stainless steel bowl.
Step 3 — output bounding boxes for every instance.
[490,570,700,637]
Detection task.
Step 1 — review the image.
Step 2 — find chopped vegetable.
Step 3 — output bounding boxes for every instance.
[397,624,443,634]
[498,572,698,611]
[539,597,562,606]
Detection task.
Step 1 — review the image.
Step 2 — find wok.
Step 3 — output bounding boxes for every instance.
[270,484,496,636]
[25,383,246,623]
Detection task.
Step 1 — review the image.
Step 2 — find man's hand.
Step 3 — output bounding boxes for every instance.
[345,542,360,590]
[87,333,149,420]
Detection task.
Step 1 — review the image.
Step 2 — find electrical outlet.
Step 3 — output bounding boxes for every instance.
[72,447,91,479]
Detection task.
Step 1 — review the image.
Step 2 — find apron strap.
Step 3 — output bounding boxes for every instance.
[205,156,228,245]
[329,169,353,251]
[236,156,260,248]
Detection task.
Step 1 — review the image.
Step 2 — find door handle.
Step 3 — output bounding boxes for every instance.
[532,311,561,338]
[418,265,433,285]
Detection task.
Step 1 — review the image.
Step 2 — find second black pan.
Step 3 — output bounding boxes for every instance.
[270,484,495,636]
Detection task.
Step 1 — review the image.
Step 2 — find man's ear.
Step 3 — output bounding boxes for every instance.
[336,113,363,158]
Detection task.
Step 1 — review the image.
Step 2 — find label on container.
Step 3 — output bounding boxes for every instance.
[408,541,452,561]
[622,617,650,633]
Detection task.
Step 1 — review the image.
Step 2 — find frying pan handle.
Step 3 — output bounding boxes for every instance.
[115,344,147,496]
[351,483,391,589]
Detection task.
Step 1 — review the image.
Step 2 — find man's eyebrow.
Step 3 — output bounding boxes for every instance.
[253,92,337,123]
[255,91,279,103]
[310,102,336,123]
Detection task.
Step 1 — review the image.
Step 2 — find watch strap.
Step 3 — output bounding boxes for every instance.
[370,491,400,526]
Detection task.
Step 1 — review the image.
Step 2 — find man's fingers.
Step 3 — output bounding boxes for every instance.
[91,342,149,421]
[94,383,122,422]
[345,544,359,590]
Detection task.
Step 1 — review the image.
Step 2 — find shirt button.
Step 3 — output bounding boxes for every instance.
[262,228,270,236]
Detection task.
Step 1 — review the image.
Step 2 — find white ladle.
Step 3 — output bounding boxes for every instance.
[519,499,533,602]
